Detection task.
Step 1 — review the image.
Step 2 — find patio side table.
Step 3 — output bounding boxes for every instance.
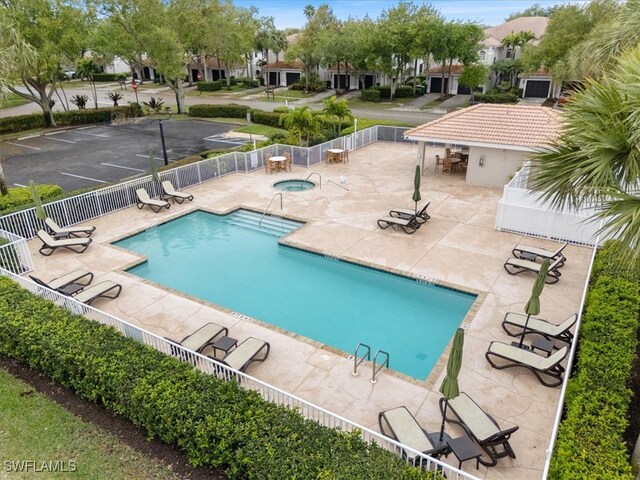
[447,435,483,470]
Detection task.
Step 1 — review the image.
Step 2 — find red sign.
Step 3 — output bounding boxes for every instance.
[132,82,139,90]
[197,72,203,81]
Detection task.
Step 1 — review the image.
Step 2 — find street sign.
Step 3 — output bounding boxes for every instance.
[197,72,203,81]
[132,82,139,90]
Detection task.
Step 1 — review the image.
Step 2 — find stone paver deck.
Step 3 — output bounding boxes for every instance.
[27,142,591,479]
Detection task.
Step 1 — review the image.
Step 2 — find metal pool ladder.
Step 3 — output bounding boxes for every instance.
[371,350,389,384]
[352,343,370,376]
[258,193,283,228]
[302,172,322,189]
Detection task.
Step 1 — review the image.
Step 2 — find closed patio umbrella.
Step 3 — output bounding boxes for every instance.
[518,259,550,348]
[439,327,464,442]
[29,180,46,220]
[412,165,421,214]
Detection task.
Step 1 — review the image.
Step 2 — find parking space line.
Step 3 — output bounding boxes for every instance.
[59,172,109,184]
[42,136,76,144]
[18,134,40,140]
[14,183,26,188]
[135,154,151,158]
[101,162,146,172]
[7,142,41,150]
[76,131,110,138]
[77,126,95,130]
[44,131,65,136]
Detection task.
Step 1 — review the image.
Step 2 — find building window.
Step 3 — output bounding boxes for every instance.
[506,49,513,59]
[479,51,486,61]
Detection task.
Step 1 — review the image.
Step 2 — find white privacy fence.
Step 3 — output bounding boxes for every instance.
[0,268,478,480]
[0,126,410,240]
[495,164,603,246]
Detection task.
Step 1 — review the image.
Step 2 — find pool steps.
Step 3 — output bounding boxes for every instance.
[225,209,302,237]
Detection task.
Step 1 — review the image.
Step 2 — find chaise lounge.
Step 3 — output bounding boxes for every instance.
[440,392,519,467]
[211,337,270,372]
[36,230,92,256]
[485,341,568,387]
[512,242,567,267]
[377,214,421,234]
[135,188,170,213]
[167,322,229,354]
[388,202,431,224]
[161,180,194,204]
[72,280,122,305]
[45,217,96,238]
[30,270,94,291]
[503,256,563,283]
[378,406,450,465]
[502,312,577,345]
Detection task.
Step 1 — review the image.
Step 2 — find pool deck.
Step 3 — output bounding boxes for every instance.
[27,142,592,479]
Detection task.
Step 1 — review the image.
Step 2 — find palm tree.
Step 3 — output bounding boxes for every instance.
[529,47,640,254]
[76,59,99,109]
[279,106,318,146]
[321,96,353,135]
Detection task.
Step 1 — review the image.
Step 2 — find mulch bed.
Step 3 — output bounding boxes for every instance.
[0,355,226,480]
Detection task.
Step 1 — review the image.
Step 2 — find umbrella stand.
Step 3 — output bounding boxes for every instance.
[518,313,533,348]
[516,259,550,349]
[439,400,449,442]
[412,165,421,214]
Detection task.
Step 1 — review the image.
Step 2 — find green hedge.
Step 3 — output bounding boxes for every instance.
[474,93,518,104]
[375,85,414,99]
[250,110,283,128]
[187,104,250,119]
[362,89,381,103]
[92,73,125,82]
[550,242,639,480]
[0,184,63,213]
[196,81,224,92]
[0,278,435,479]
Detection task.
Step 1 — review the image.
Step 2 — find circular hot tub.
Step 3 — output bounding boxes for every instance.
[273,180,315,192]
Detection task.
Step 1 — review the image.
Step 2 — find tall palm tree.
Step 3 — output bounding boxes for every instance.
[76,58,99,109]
[279,106,318,146]
[321,96,353,135]
[529,46,640,254]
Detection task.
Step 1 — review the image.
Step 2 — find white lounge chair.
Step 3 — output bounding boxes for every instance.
[502,312,577,345]
[161,181,194,204]
[167,322,229,353]
[30,270,94,290]
[216,337,270,372]
[73,280,122,305]
[512,242,567,267]
[377,214,421,234]
[388,202,431,224]
[135,188,170,213]
[503,256,563,283]
[45,217,96,238]
[36,230,92,256]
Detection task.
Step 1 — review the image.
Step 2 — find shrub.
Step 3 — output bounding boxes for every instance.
[196,81,224,92]
[474,93,518,104]
[0,113,45,134]
[361,89,381,103]
[142,97,165,114]
[250,110,283,128]
[92,73,120,82]
[69,94,89,110]
[235,77,259,88]
[549,241,639,480]
[272,106,290,113]
[0,184,63,213]
[0,278,434,479]
[188,104,250,119]
[341,118,412,135]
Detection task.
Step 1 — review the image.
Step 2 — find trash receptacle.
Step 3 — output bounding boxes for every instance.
[418,85,426,95]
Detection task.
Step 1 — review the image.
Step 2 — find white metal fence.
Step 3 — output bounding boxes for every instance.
[0,229,34,274]
[0,267,478,480]
[0,126,410,240]
[495,164,603,246]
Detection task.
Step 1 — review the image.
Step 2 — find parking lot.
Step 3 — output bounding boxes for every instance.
[1,119,250,191]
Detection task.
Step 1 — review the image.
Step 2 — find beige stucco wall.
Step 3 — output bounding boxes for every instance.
[465,146,531,187]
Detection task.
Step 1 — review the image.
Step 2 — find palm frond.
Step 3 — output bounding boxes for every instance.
[597,194,640,254]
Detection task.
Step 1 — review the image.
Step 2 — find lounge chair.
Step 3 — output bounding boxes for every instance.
[29,270,94,291]
[167,322,229,354]
[440,392,519,467]
[378,406,450,464]
[485,341,568,387]
[45,217,96,238]
[135,188,170,213]
[502,312,577,345]
[503,256,563,283]
[512,242,567,267]
[211,337,270,372]
[377,214,421,234]
[72,280,122,305]
[161,181,194,204]
[36,230,92,256]
[388,202,431,225]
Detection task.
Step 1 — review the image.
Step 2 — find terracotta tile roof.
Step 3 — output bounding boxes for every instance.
[266,60,302,69]
[404,104,560,149]
[427,64,464,75]
[484,16,548,42]
[483,37,502,47]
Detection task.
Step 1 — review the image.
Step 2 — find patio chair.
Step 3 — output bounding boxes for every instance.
[503,256,563,284]
[44,217,95,238]
[72,280,122,305]
[440,392,519,467]
[434,155,442,172]
[388,202,431,224]
[135,188,170,213]
[378,406,450,465]
[265,155,277,174]
[512,242,568,267]
[377,214,421,234]
[502,312,577,345]
[36,230,92,256]
[442,157,454,174]
[282,152,292,172]
[161,181,194,204]
[29,269,94,291]
[167,322,229,354]
[485,341,568,387]
[212,337,270,372]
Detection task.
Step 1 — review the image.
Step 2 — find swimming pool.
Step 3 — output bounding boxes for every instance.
[114,210,476,380]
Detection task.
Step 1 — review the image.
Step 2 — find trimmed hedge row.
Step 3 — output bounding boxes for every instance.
[196,80,224,92]
[0,185,63,213]
[473,93,518,104]
[0,104,143,135]
[550,242,640,479]
[187,104,250,118]
[0,278,434,479]
[362,89,381,102]
[375,85,414,99]
[250,110,283,128]
[92,73,126,82]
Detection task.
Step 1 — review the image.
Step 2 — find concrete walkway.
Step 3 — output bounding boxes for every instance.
[406,92,440,108]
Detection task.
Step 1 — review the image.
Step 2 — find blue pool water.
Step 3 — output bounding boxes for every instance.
[114,210,476,380]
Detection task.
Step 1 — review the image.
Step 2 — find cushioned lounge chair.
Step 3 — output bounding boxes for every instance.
[440,392,519,467]
[213,337,270,372]
[36,230,92,256]
[512,242,567,267]
[485,341,568,387]
[503,256,563,283]
[388,202,431,225]
[167,322,229,354]
[378,406,450,465]
[72,280,122,305]
[161,181,194,204]
[45,217,96,238]
[377,214,421,234]
[502,312,577,345]
[135,188,170,213]
[30,270,94,291]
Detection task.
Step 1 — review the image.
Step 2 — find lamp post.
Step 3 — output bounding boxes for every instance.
[153,108,172,167]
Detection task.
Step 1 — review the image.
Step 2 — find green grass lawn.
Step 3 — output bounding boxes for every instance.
[346,96,412,110]
[234,124,286,136]
[0,369,181,479]
[0,93,32,109]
